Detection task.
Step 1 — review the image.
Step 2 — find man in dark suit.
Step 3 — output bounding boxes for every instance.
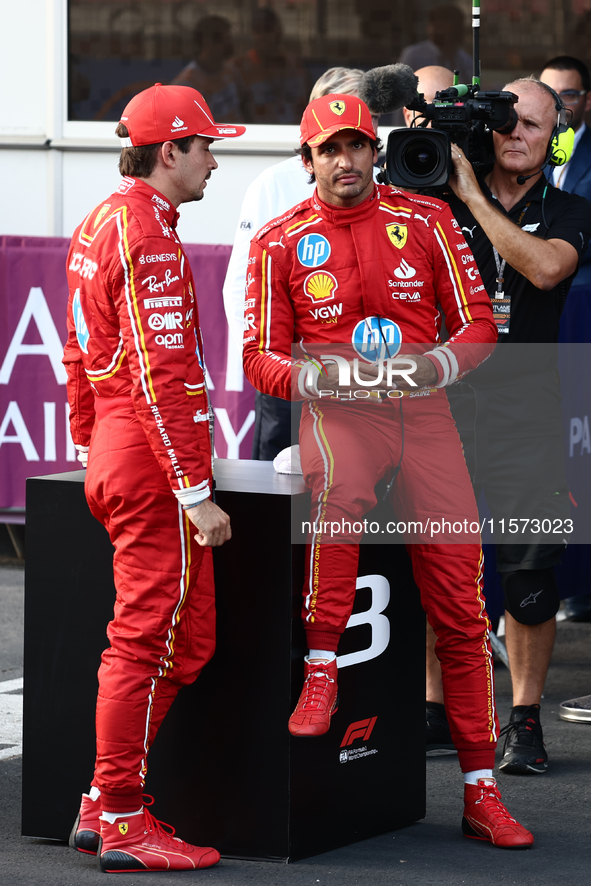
[541,57,591,622]
[541,57,591,328]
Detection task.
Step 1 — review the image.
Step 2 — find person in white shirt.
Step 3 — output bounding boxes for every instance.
[223,66,379,459]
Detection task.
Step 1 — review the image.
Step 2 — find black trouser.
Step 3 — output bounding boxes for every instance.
[251,391,302,461]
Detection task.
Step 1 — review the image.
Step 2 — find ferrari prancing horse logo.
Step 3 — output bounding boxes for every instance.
[329,100,346,116]
[118,823,129,835]
[386,223,408,249]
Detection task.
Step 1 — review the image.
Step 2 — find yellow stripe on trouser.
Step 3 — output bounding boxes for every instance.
[160,506,193,671]
[306,402,335,623]
[473,548,495,739]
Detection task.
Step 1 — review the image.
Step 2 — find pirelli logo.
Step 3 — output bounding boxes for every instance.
[144,296,183,310]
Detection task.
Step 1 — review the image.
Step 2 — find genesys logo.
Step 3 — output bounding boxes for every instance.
[138,253,178,265]
[393,258,416,280]
[341,716,378,747]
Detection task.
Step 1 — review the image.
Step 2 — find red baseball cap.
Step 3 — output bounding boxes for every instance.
[118,83,246,146]
[300,93,375,147]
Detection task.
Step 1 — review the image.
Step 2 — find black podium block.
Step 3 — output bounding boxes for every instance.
[23,460,425,861]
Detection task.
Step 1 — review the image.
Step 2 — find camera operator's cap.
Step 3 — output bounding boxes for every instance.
[118,83,246,146]
[300,93,375,147]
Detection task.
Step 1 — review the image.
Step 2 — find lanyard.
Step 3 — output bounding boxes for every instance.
[491,202,531,293]
[490,202,530,334]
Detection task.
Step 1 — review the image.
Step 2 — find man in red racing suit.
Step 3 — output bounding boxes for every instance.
[63,84,241,872]
[243,92,534,849]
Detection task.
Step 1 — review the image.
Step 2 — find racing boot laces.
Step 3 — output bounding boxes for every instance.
[288,658,338,737]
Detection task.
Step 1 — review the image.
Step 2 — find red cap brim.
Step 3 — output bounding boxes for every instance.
[307,123,376,147]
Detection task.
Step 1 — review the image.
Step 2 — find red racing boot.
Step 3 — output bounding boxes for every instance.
[462,778,534,849]
[288,658,338,737]
[69,792,101,855]
[98,804,220,872]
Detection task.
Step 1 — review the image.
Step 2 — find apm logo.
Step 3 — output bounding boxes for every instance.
[340,716,377,747]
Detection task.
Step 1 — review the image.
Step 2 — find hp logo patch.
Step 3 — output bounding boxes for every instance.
[297,233,331,268]
[72,289,90,354]
[352,317,402,363]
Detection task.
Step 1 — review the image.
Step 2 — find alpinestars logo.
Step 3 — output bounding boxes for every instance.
[520,590,543,607]
[172,116,184,128]
[394,258,416,280]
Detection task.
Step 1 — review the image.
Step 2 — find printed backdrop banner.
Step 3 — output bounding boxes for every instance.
[0,236,254,513]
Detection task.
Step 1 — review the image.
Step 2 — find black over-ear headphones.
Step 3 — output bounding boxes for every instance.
[535,79,575,167]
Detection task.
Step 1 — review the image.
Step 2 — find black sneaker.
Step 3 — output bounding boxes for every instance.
[499,704,548,775]
[426,702,457,756]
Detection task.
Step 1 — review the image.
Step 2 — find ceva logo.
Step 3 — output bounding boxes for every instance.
[341,716,377,747]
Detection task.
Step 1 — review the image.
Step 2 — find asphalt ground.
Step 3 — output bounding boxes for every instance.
[1,562,590,886]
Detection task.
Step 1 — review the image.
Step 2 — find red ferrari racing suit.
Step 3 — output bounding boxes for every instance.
[63,176,215,809]
[243,184,499,770]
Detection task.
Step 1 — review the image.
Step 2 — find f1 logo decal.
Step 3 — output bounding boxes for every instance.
[341,716,378,747]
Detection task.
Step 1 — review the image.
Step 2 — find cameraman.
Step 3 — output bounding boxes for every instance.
[434,77,591,775]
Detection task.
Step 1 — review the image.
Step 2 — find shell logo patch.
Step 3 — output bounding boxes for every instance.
[304,271,338,303]
[118,822,129,835]
[386,223,408,249]
[329,100,346,116]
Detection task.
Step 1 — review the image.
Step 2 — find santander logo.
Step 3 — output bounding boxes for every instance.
[172,116,184,129]
[393,258,416,280]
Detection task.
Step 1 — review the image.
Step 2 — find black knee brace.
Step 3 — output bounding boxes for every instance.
[501,568,560,625]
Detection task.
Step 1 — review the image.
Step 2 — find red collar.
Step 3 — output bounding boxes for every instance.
[312,185,379,227]
[116,177,180,229]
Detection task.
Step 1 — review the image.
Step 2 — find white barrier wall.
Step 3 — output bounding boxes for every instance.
[0,1,302,243]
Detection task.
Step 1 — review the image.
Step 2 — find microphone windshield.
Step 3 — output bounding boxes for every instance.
[359,64,419,115]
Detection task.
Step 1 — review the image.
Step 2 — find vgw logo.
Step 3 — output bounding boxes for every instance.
[297,233,331,268]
